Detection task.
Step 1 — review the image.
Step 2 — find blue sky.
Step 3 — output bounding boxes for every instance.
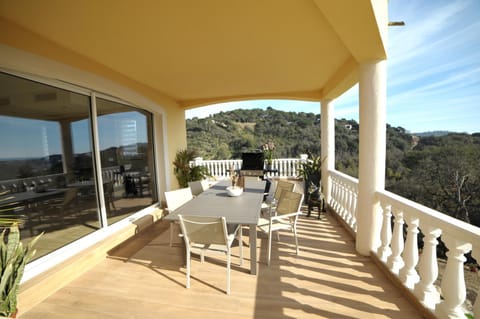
[187,0,480,134]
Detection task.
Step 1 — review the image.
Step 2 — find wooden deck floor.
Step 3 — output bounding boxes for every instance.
[20,211,424,319]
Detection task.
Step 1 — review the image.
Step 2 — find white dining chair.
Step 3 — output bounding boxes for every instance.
[165,187,193,246]
[188,180,209,196]
[178,215,243,295]
[257,190,304,266]
[261,180,295,217]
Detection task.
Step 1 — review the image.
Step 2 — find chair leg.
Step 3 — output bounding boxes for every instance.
[293,225,299,255]
[238,226,243,266]
[267,228,272,266]
[186,248,191,289]
[227,250,231,295]
[169,222,174,247]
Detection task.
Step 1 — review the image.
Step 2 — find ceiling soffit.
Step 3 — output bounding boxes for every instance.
[0,1,387,107]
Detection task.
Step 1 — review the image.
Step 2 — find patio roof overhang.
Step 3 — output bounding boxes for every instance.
[0,0,387,109]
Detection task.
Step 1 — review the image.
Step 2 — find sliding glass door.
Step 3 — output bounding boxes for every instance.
[0,72,158,260]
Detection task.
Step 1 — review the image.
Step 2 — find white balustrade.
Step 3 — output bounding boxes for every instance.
[376,189,480,318]
[101,165,122,185]
[190,157,304,179]
[329,170,358,233]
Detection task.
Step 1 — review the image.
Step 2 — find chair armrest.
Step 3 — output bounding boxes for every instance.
[270,211,302,220]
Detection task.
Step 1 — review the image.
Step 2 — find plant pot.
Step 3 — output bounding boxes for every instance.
[226,186,243,197]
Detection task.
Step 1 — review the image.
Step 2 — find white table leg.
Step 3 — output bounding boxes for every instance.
[249,223,257,275]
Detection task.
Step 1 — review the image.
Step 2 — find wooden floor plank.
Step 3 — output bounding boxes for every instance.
[20,211,424,319]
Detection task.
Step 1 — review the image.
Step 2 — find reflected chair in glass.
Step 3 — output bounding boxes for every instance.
[257,190,304,266]
[44,188,79,226]
[188,180,209,196]
[261,180,295,217]
[165,187,194,246]
[104,180,117,214]
[178,215,243,295]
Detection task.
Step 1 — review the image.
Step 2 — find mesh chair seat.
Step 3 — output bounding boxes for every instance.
[178,215,243,295]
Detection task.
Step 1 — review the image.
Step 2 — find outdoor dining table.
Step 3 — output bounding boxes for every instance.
[164,179,266,275]
[0,188,67,207]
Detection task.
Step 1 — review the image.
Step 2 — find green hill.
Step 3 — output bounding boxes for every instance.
[187,108,480,228]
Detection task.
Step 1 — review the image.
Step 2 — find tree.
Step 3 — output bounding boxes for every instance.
[172,149,210,188]
[394,143,480,224]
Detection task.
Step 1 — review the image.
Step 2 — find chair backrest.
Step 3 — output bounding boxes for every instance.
[164,187,193,212]
[276,190,303,216]
[274,180,295,201]
[188,180,209,196]
[178,215,228,246]
[63,188,78,206]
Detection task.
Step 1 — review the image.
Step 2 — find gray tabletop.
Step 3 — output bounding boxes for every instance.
[164,179,266,225]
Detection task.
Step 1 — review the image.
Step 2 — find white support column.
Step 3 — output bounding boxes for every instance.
[59,119,74,182]
[356,60,387,255]
[321,99,334,204]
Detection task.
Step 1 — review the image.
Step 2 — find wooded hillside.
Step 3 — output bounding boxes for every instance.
[187,108,480,227]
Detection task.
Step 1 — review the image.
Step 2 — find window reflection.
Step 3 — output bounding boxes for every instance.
[96,98,157,225]
[0,72,159,261]
[0,72,100,260]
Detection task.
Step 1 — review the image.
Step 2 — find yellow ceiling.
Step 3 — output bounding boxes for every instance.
[0,0,387,109]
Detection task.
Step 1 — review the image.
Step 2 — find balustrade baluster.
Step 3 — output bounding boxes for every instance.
[212,162,217,177]
[387,209,405,274]
[436,234,472,319]
[344,185,353,226]
[219,162,223,177]
[331,178,338,210]
[342,184,349,223]
[342,182,348,219]
[414,226,442,309]
[399,214,420,288]
[377,203,392,262]
[209,162,215,177]
[338,182,345,218]
[351,186,358,231]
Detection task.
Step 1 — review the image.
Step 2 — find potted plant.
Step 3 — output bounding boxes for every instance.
[173,149,210,188]
[262,141,275,170]
[0,223,42,318]
[298,155,324,204]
